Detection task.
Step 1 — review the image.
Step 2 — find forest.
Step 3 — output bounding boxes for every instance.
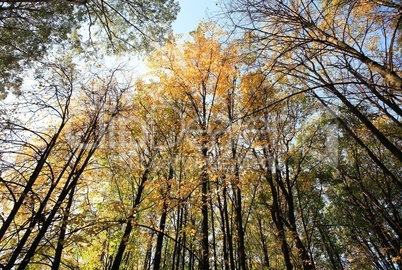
[0,0,401,269]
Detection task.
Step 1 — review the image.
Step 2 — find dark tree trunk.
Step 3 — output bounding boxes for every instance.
[313,92,402,190]
[52,184,76,270]
[0,122,65,241]
[17,178,79,270]
[111,166,150,270]
[261,148,293,270]
[257,217,270,268]
[199,144,209,270]
[318,223,344,270]
[234,174,246,270]
[154,164,174,270]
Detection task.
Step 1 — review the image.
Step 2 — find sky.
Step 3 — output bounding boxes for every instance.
[3,0,224,102]
[121,0,222,75]
[172,0,221,36]
[78,1,224,77]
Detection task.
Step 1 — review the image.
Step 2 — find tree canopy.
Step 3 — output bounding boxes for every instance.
[0,0,179,96]
[0,0,401,269]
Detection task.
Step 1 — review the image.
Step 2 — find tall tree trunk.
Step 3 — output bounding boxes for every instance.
[17,176,78,269]
[230,129,246,269]
[6,172,65,268]
[283,161,315,270]
[154,163,174,270]
[308,68,402,164]
[224,183,236,270]
[111,166,150,270]
[52,184,76,270]
[210,198,218,270]
[217,183,231,270]
[189,216,196,270]
[144,233,154,270]
[302,18,402,89]
[154,205,168,269]
[172,204,184,270]
[318,223,344,270]
[0,122,65,241]
[257,217,270,268]
[328,84,402,163]
[199,144,209,270]
[345,63,402,119]
[313,92,402,190]
[227,86,246,270]
[16,115,100,269]
[259,148,293,270]
[234,181,246,269]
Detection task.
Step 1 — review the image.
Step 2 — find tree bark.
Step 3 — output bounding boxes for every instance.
[199,144,210,270]
[111,166,150,270]
[154,163,174,270]
[0,122,65,241]
[52,184,76,270]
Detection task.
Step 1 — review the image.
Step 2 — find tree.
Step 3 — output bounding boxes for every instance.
[3,0,401,265]
[242,71,319,269]
[147,22,241,269]
[320,106,402,269]
[226,0,402,166]
[0,57,128,268]
[0,0,179,96]
[226,0,402,268]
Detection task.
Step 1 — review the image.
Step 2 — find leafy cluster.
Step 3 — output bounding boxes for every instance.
[0,0,401,269]
[0,0,179,96]
[0,1,82,95]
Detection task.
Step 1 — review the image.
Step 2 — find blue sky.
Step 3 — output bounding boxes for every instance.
[103,1,222,74]
[172,0,221,36]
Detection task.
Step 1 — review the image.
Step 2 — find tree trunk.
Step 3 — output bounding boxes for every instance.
[111,166,150,270]
[224,184,236,270]
[284,162,315,270]
[199,143,210,270]
[17,177,79,269]
[313,92,402,190]
[154,164,174,270]
[0,122,65,241]
[262,149,293,270]
[52,184,76,270]
[257,217,270,268]
[328,83,402,163]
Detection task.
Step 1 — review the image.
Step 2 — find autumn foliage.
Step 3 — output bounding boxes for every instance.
[0,1,401,269]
